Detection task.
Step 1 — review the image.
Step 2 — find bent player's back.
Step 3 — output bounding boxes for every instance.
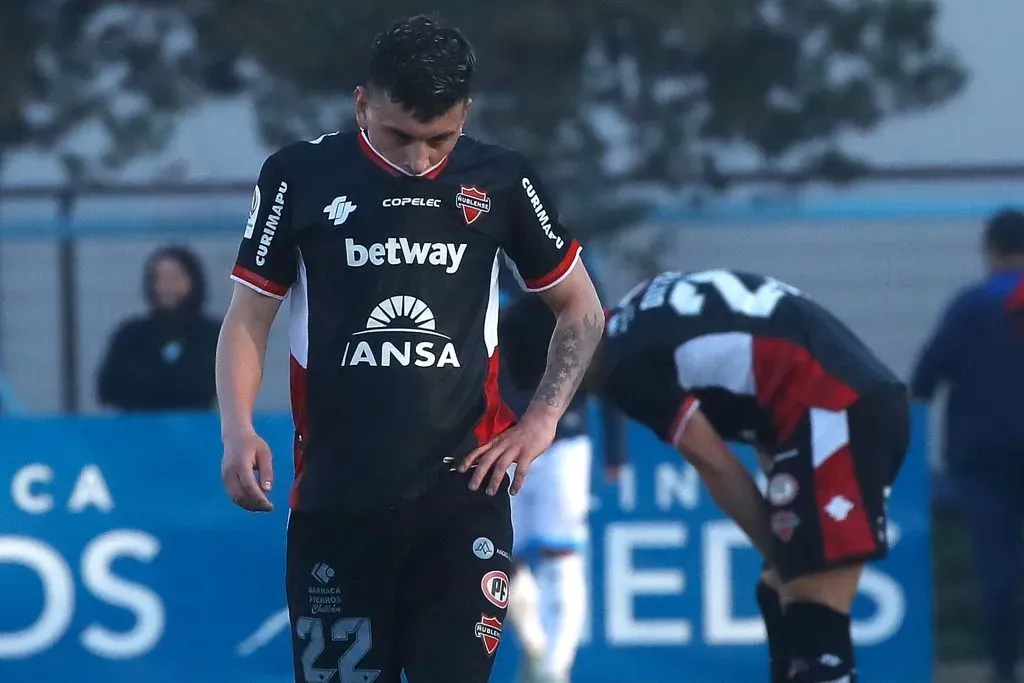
[603,269,900,445]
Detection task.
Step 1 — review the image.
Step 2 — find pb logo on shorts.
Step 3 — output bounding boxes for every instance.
[481,570,509,609]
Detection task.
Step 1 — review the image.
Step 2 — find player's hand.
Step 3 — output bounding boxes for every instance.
[460,413,557,496]
[221,428,274,512]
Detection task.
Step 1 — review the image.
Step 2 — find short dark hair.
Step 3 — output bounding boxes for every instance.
[144,244,207,313]
[368,16,475,122]
[984,208,1024,255]
[499,295,557,391]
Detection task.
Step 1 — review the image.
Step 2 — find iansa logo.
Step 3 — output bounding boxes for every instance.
[456,185,491,225]
[340,296,460,368]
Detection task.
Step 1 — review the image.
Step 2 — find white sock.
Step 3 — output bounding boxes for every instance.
[536,554,587,678]
[508,565,546,659]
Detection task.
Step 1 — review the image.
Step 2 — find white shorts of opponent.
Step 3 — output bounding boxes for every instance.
[511,434,593,558]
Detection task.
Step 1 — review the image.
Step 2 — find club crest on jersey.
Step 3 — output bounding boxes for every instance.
[475,615,503,655]
[456,185,490,225]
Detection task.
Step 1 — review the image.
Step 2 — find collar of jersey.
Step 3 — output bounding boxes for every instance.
[359,129,451,179]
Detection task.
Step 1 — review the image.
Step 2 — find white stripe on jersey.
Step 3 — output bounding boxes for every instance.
[673,332,755,395]
[289,252,310,368]
[484,250,501,356]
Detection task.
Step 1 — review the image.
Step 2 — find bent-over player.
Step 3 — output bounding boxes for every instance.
[498,269,909,683]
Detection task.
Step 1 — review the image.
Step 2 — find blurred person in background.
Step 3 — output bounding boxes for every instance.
[500,269,910,683]
[911,208,1024,683]
[497,262,628,683]
[97,245,220,412]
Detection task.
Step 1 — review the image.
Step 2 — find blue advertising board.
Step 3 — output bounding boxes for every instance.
[0,409,932,683]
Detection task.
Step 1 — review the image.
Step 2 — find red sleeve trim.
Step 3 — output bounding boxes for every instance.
[666,396,701,447]
[230,265,289,299]
[523,240,582,292]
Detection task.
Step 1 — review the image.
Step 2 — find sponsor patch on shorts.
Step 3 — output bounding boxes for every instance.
[475,614,502,655]
[768,473,799,506]
[481,570,509,609]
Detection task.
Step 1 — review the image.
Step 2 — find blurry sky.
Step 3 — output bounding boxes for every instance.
[2,0,1022,187]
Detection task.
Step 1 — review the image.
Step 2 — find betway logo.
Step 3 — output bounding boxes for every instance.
[521,177,564,249]
[345,237,466,274]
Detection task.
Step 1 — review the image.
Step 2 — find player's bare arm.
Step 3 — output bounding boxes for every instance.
[531,264,605,416]
[674,406,774,561]
[462,264,604,496]
[216,283,282,512]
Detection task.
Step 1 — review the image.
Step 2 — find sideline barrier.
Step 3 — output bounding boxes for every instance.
[0,410,932,683]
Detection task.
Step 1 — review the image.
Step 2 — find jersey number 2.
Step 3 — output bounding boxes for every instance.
[649,270,800,318]
[295,616,379,683]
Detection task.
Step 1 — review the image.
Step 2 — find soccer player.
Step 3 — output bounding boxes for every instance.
[216,16,604,683]
[497,261,627,683]
[498,269,910,683]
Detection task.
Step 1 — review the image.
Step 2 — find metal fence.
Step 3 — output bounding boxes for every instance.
[0,163,1022,414]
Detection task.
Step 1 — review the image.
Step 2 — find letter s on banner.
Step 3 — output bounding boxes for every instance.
[81,531,165,659]
[0,536,75,659]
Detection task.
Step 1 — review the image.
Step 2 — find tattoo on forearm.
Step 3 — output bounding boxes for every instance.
[535,309,605,409]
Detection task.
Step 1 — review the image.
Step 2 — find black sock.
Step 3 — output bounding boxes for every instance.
[784,601,855,682]
[756,581,789,683]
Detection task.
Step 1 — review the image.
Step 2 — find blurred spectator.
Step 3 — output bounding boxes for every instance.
[97,246,221,412]
[911,208,1024,683]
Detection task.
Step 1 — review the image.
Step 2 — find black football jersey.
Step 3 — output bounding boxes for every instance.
[231,130,581,512]
[601,269,900,450]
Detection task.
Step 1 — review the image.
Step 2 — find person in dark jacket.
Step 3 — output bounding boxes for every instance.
[97,245,222,412]
[911,208,1024,683]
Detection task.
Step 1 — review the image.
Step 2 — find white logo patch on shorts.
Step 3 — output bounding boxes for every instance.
[473,537,495,560]
[767,473,799,507]
[481,570,509,609]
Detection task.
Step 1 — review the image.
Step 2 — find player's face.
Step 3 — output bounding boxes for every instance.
[354,86,469,176]
[151,257,192,310]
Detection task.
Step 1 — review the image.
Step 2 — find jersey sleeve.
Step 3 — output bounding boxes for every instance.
[230,155,297,299]
[503,157,582,292]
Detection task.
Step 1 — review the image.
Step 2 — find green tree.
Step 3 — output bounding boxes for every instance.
[0,2,210,180]
[2,0,966,237]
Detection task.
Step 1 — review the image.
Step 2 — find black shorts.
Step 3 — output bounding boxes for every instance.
[763,383,910,582]
[285,469,513,683]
